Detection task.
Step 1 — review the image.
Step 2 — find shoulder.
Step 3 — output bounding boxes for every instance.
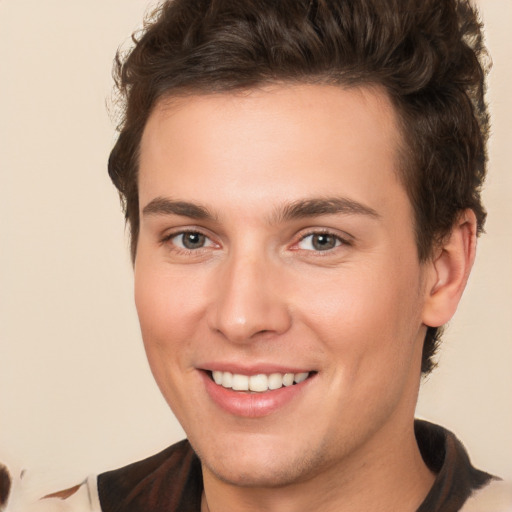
[1,440,200,512]
[415,420,499,512]
[461,479,512,512]
[97,439,202,512]
[0,463,101,512]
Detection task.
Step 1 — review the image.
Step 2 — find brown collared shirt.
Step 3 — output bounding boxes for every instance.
[96,420,496,512]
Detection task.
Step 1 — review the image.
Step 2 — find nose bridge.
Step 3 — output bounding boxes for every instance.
[208,244,291,343]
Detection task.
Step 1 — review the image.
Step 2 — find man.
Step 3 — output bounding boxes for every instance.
[1,0,509,510]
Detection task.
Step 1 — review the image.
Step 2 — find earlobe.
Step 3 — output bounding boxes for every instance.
[422,209,478,328]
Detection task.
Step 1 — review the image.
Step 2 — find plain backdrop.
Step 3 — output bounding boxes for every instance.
[0,0,511,481]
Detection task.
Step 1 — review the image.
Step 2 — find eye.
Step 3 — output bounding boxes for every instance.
[297,232,343,251]
[169,231,214,250]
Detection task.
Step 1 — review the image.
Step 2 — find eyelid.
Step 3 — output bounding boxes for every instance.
[158,226,352,254]
[160,227,218,251]
[292,228,353,252]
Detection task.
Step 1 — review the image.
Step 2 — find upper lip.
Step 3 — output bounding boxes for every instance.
[199,362,315,375]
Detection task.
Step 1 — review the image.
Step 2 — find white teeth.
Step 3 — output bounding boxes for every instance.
[294,372,309,384]
[221,371,233,388]
[211,370,311,392]
[232,374,249,391]
[268,373,283,390]
[249,374,268,392]
[283,373,295,386]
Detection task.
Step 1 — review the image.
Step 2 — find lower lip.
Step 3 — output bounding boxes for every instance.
[201,371,314,418]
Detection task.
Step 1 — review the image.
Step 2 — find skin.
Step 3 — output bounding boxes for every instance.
[135,84,476,511]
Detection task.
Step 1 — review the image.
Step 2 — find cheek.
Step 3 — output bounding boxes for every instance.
[297,266,425,428]
[135,258,203,324]
[133,265,207,417]
[134,263,204,367]
[292,259,424,368]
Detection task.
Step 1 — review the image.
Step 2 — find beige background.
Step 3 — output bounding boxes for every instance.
[0,0,510,481]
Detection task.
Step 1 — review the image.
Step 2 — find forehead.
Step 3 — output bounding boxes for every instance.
[138,84,408,219]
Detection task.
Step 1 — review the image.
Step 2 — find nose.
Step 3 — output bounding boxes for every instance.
[207,251,292,343]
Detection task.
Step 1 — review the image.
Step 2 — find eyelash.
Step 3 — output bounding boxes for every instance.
[160,229,215,255]
[294,230,350,254]
[160,228,351,256]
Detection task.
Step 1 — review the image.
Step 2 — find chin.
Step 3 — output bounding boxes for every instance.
[205,458,311,488]
[194,434,330,489]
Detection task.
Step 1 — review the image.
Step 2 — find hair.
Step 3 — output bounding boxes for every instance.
[108,0,490,374]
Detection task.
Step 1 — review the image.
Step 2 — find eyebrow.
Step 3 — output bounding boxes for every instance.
[142,196,379,223]
[142,197,216,221]
[271,197,380,223]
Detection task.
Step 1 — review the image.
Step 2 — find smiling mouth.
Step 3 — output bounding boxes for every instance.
[208,370,316,393]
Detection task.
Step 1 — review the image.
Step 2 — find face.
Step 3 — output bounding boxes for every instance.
[135,84,430,488]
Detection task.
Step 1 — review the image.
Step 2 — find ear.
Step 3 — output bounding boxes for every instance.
[422,209,478,328]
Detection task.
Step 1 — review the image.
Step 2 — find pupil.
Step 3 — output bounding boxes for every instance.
[183,232,205,249]
[313,234,335,251]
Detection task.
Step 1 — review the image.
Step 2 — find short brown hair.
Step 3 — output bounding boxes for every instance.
[108,0,490,374]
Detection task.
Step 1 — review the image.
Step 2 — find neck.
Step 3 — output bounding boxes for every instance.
[201,418,435,512]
